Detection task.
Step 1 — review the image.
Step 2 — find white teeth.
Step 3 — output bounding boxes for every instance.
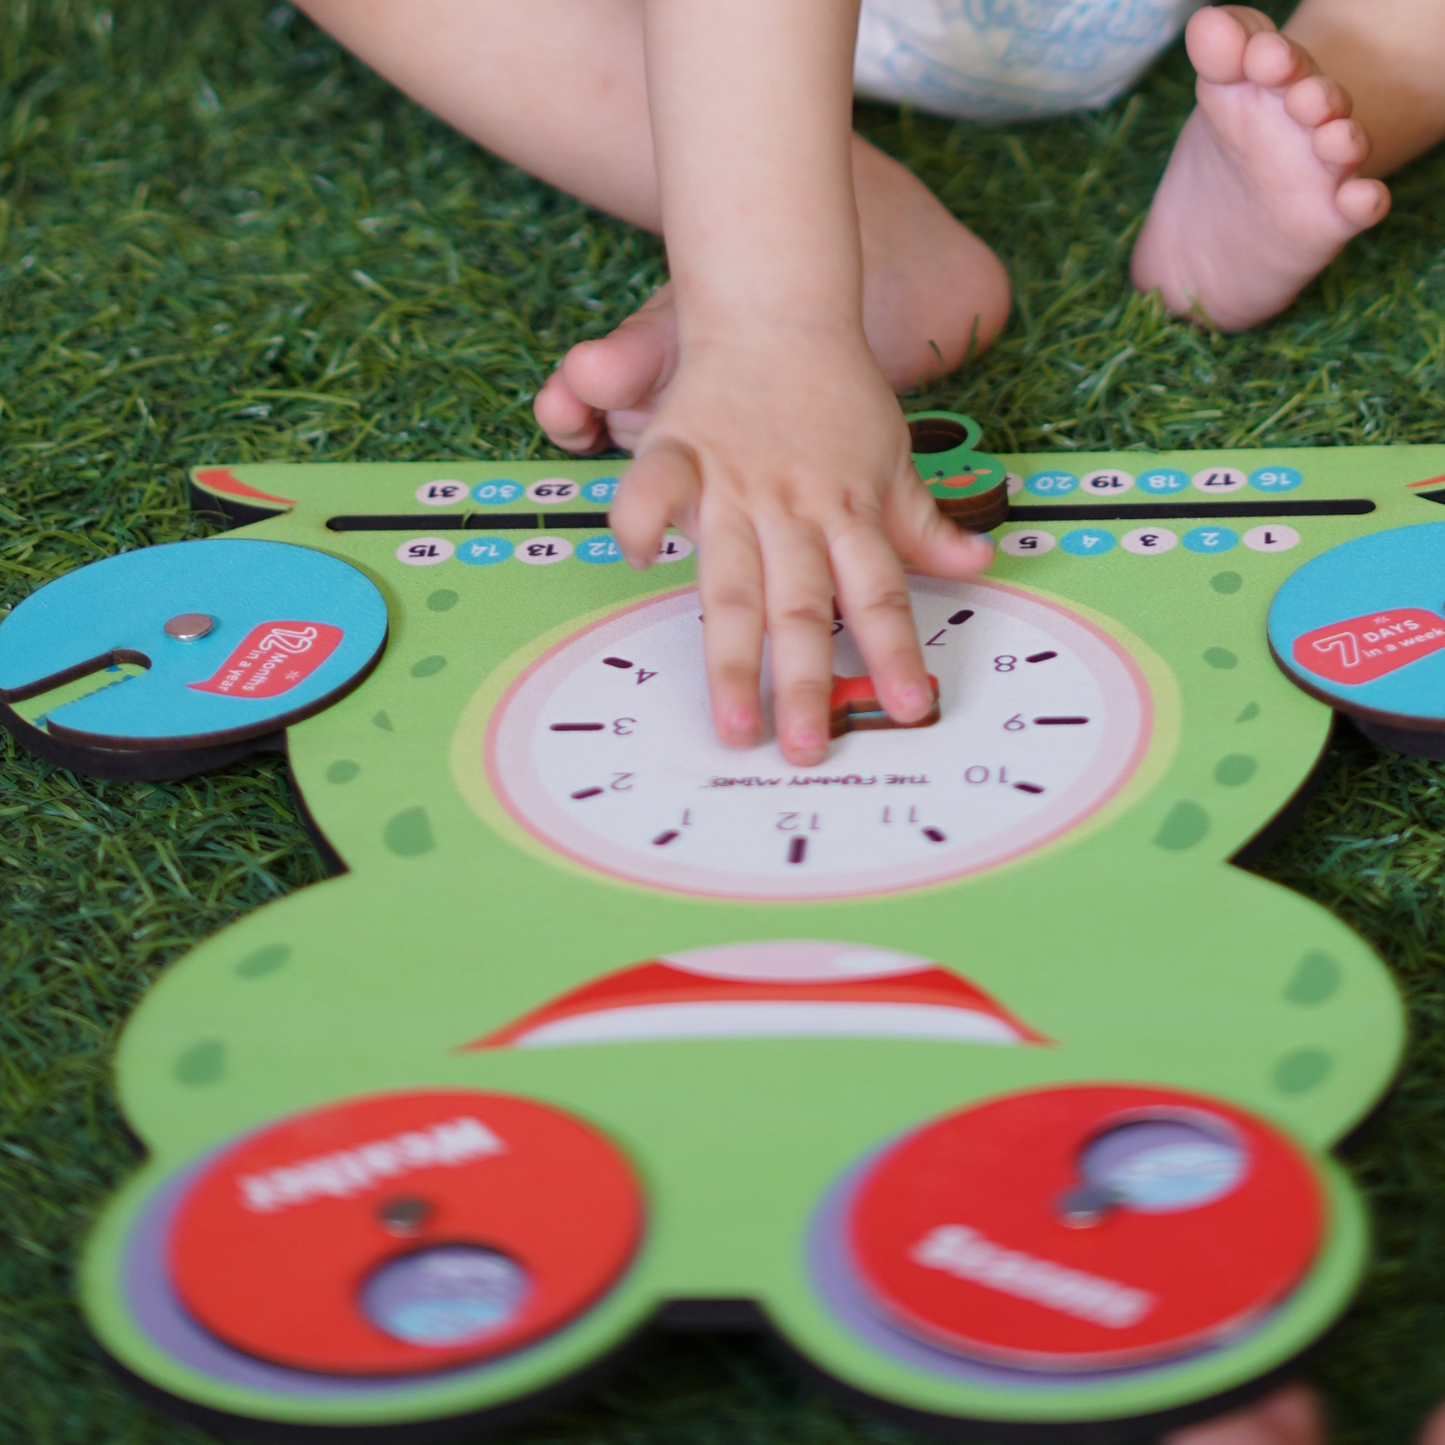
[659,940,932,983]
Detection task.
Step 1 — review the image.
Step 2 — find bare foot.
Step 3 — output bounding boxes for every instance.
[534,137,1011,454]
[1131,5,1391,332]
[1164,1383,1326,1445]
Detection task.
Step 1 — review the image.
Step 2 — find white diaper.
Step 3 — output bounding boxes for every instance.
[854,0,1205,121]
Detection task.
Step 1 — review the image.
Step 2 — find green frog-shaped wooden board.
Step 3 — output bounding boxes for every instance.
[7,415,1445,1439]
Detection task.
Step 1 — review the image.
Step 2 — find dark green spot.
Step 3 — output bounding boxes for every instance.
[1203,647,1238,670]
[1273,1049,1332,1095]
[427,589,459,612]
[410,655,447,678]
[326,759,360,784]
[1155,800,1208,851]
[373,710,394,731]
[1213,754,1258,786]
[1286,952,1342,1005]
[235,943,290,979]
[1235,701,1260,723]
[1210,571,1243,594]
[174,1039,225,1085]
[385,806,435,857]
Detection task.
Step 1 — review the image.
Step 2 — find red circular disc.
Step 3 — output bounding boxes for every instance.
[170,1090,644,1376]
[846,1084,1323,1371]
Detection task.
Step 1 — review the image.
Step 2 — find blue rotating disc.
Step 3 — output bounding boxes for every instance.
[0,539,387,761]
[1268,522,1445,755]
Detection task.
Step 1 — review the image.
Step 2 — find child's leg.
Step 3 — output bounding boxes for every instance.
[294,0,658,224]
[1133,1,1445,331]
[294,0,1009,456]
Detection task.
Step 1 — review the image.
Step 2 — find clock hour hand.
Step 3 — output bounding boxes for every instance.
[829,674,941,739]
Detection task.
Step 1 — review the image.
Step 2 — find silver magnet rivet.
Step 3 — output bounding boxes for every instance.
[164,613,213,642]
[1057,1182,1118,1229]
[378,1197,433,1236]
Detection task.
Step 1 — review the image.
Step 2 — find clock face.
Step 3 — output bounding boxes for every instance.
[485,578,1152,900]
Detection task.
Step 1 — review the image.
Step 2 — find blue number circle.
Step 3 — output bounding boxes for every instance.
[456,536,515,566]
[1182,527,1239,554]
[577,535,624,565]
[471,480,523,506]
[1249,466,1303,492]
[583,478,620,504]
[1025,471,1078,496]
[1137,468,1189,495]
[1060,528,1116,556]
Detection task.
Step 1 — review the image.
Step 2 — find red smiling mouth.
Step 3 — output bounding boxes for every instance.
[460,942,1047,1051]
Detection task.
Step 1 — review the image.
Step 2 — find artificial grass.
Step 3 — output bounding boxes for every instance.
[2,2,1445,1442]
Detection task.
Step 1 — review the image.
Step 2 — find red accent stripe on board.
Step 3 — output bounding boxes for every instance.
[193,468,295,506]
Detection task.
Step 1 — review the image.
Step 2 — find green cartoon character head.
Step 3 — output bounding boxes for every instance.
[6,415,1443,1440]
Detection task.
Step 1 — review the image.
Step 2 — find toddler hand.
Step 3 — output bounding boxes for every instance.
[609,324,994,766]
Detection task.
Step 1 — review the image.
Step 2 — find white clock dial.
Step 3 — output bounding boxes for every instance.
[485,578,1151,899]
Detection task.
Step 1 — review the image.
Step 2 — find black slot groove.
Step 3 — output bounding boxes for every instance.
[1006,499,1374,522]
[328,513,469,531]
[465,513,548,530]
[544,511,611,529]
[326,510,615,532]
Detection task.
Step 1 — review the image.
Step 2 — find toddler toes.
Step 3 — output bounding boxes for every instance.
[562,328,665,415]
[534,369,607,454]
[1312,117,1371,171]
[1241,28,1317,91]
[1185,6,1257,85]
[1335,176,1390,229]
[1284,74,1353,129]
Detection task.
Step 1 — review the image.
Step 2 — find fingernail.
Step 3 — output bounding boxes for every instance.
[898,685,929,714]
[790,730,826,761]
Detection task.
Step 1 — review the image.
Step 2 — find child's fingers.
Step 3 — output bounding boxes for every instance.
[884,470,997,579]
[830,522,934,723]
[610,438,701,568]
[697,512,767,749]
[758,523,839,767]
